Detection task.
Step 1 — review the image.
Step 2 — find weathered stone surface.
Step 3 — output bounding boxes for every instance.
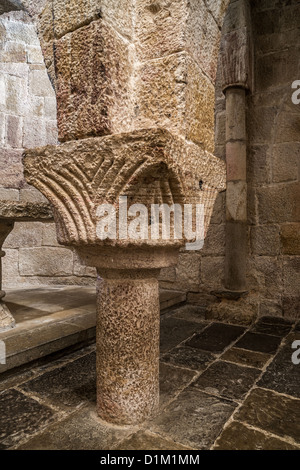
[160,317,203,354]
[257,183,300,224]
[24,128,226,247]
[251,317,292,337]
[0,201,52,220]
[0,388,55,449]
[17,405,131,450]
[21,352,96,409]
[172,304,206,323]
[272,143,299,183]
[191,360,261,401]
[185,322,246,354]
[207,298,258,326]
[135,0,221,83]
[281,224,300,255]
[116,431,191,451]
[235,388,300,443]
[258,332,300,398]
[19,247,73,276]
[251,225,280,256]
[161,346,215,372]
[4,221,43,248]
[0,148,24,189]
[150,388,236,450]
[159,362,196,408]
[54,20,133,142]
[221,347,271,370]
[136,53,215,151]
[0,301,15,331]
[283,258,300,296]
[214,421,299,450]
[235,331,282,355]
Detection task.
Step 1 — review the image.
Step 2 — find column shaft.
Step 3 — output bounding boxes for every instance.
[96,269,160,425]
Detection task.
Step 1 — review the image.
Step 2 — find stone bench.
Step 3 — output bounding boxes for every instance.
[0,200,53,331]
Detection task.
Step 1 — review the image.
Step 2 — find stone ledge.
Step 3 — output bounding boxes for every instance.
[0,201,53,221]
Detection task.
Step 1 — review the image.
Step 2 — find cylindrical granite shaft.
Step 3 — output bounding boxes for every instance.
[96,268,160,425]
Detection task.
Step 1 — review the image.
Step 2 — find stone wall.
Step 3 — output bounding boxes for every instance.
[161,0,300,320]
[0,10,96,288]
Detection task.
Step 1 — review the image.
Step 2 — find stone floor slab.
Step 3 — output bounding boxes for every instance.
[191,361,261,401]
[159,362,196,407]
[185,323,246,354]
[172,305,207,323]
[234,388,300,444]
[221,347,271,369]
[235,332,282,354]
[17,406,132,450]
[257,333,300,398]
[251,319,292,337]
[0,389,56,449]
[214,421,299,450]
[20,352,96,409]
[160,317,205,354]
[116,431,192,450]
[150,388,237,449]
[161,346,215,371]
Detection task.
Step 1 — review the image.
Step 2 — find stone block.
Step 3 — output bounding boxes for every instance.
[19,247,74,276]
[26,45,44,64]
[73,251,97,278]
[247,145,270,185]
[4,222,43,249]
[0,112,5,146]
[272,143,299,183]
[281,224,300,255]
[54,19,133,141]
[175,252,201,289]
[26,95,45,118]
[275,111,300,144]
[206,0,230,28]
[250,225,280,256]
[210,191,226,225]
[201,256,225,289]
[226,141,247,181]
[256,50,299,91]
[0,41,26,63]
[283,257,300,296]
[257,183,300,224]
[135,0,221,82]
[44,97,57,119]
[0,148,24,189]
[248,256,282,298]
[42,223,60,247]
[29,68,54,97]
[226,181,247,222]
[23,117,46,148]
[5,74,28,116]
[247,106,277,144]
[202,224,225,256]
[38,0,129,41]
[45,120,58,145]
[5,21,39,46]
[0,188,19,201]
[136,52,215,151]
[2,248,19,287]
[19,188,48,203]
[5,114,23,148]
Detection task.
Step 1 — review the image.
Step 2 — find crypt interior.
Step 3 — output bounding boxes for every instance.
[0,0,299,451]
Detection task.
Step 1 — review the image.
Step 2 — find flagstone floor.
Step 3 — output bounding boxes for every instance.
[0,304,299,450]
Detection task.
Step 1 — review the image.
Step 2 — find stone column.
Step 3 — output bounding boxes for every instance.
[225,87,247,293]
[96,269,160,424]
[0,220,15,332]
[24,0,228,424]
